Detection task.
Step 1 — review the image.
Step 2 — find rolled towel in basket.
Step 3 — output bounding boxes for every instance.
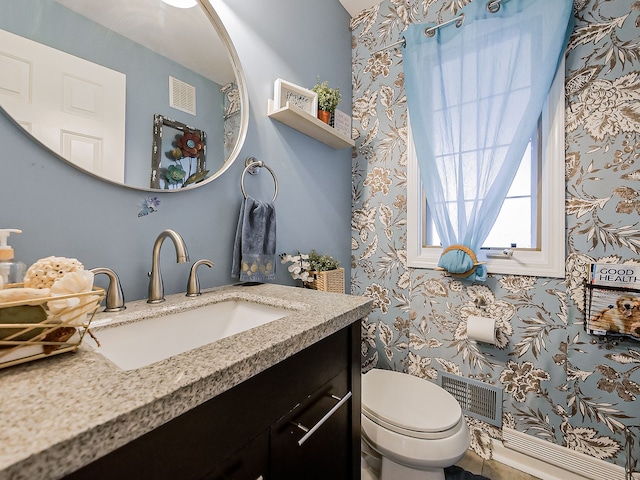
[231,195,276,282]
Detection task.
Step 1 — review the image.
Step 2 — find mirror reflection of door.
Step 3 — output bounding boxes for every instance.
[0,29,126,183]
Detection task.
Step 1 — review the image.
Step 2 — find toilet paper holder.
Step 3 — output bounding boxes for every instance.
[467,315,498,345]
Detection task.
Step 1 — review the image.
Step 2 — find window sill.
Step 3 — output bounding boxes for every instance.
[406,247,565,278]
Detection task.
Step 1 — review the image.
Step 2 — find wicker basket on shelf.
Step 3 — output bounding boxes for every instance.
[304,267,345,294]
[0,285,105,369]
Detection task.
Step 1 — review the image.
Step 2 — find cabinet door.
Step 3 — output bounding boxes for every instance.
[204,431,269,480]
[270,370,351,480]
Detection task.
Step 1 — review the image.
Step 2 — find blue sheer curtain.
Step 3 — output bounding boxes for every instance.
[403,0,572,281]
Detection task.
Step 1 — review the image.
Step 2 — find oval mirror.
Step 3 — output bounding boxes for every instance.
[0,0,248,192]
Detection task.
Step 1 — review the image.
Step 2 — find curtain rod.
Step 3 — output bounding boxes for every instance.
[371,38,406,55]
[371,0,504,55]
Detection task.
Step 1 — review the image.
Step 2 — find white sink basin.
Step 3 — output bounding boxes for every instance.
[87,300,291,370]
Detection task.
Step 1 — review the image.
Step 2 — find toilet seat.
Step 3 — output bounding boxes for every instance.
[361,414,470,469]
[362,369,462,440]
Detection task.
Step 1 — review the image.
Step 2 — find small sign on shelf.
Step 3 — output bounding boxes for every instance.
[273,78,318,116]
[332,109,351,138]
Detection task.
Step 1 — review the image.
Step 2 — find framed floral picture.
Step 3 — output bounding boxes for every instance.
[273,78,318,115]
[150,114,208,189]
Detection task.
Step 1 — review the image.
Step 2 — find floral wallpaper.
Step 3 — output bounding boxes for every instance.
[350,0,640,473]
[222,82,241,158]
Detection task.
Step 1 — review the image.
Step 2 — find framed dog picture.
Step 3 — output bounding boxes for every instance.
[585,264,640,341]
[273,78,317,116]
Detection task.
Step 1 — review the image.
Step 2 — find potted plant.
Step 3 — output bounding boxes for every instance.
[280,250,344,293]
[312,77,342,124]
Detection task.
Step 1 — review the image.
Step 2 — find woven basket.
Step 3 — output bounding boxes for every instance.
[305,267,345,294]
[0,284,105,369]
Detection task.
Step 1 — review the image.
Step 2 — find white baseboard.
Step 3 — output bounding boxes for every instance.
[492,428,639,480]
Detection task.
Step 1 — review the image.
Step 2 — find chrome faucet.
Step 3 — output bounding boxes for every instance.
[147,229,190,304]
[186,259,214,297]
[90,267,126,312]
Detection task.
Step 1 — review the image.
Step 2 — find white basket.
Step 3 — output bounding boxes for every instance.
[0,285,105,369]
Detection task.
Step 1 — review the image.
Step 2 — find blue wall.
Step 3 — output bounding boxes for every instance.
[0,0,353,301]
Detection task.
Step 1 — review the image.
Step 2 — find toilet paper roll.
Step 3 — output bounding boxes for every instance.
[467,315,497,344]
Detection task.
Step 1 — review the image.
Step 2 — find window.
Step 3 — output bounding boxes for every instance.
[424,128,539,250]
[407,61,565,278]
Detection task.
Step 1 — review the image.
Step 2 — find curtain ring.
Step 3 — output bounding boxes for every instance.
[424,13,465,37]
[424,26,436,37]
[487,0,501,13]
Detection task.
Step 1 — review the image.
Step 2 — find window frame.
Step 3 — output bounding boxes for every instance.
[406,60,566,278]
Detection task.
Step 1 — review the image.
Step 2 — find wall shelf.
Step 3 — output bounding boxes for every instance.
[267,99,355,150]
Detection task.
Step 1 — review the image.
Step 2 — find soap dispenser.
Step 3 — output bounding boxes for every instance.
[0,229,27,285]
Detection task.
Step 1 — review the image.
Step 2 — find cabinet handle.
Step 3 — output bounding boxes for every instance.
[291,391,352,446]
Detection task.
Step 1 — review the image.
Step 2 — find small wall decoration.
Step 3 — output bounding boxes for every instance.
[150,114,208,190]
[585,263,640,342]
[138,196,160,217]
[333,109,352,138]
[273,78,317,116]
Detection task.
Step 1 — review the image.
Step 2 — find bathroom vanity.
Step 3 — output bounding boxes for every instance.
[0,284,372,480]
[67,325,357,480]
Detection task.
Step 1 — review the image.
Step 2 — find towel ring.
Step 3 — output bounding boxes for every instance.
[241,158,278,202]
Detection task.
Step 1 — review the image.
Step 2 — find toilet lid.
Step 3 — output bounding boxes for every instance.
[362,369,462,435]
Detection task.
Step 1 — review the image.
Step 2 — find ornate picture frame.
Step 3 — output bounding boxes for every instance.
[150,114,207,190]
[273,78,318,115]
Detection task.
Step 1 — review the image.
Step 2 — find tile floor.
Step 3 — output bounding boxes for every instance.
[456,450,541,480]
[362,449,542,480]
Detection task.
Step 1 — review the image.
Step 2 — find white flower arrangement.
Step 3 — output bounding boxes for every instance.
[280,252,313,282]
[280,250,341,284]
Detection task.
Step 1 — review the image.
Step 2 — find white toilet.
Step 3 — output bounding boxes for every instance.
[361,368,470,480]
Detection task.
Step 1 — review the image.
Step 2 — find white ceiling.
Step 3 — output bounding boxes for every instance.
[338,0,379,17]
[52,0,378,87]
[54,0,234,85]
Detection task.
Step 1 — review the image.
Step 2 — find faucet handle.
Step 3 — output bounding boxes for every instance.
[186,259,214,297]
[90,267,126,312]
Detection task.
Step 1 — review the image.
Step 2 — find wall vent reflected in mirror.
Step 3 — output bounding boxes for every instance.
[169,76,196,116]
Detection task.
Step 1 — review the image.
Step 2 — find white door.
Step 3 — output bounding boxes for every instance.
[0,29,126,183]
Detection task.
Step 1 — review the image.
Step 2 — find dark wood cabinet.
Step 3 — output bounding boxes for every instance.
[65,322,361,480]
[271,370,351,480]
[205,431,269,480]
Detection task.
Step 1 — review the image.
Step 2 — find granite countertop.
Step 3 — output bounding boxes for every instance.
[0,283,372,480]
